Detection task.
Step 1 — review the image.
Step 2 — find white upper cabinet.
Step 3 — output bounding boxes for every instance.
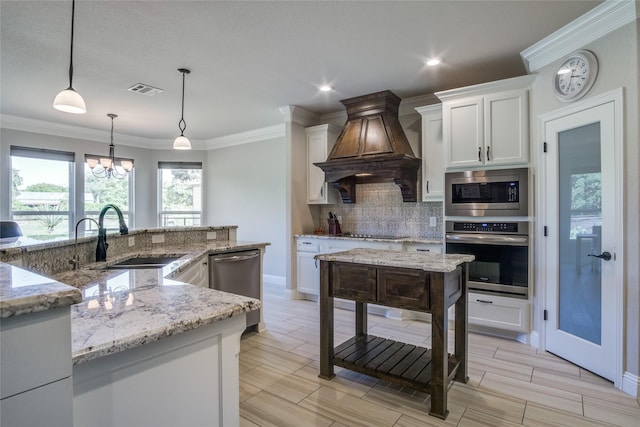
[306,124,340,204]
[415,104,444,201]
[436,75,536,170]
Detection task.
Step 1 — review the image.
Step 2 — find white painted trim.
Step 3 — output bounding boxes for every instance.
[537,87,625,390]
[521,0,637,72]
[263,274,286,287]
[435,74,537,101]
[205,124,284,150]
[279,105,319,126]
[622,371,640,397]
[1,114,285,151]
[529,330,540,349]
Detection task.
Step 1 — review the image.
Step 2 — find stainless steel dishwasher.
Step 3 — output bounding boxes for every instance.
[209,250,260,331]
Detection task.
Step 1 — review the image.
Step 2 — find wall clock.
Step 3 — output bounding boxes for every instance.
[553,50,598,102]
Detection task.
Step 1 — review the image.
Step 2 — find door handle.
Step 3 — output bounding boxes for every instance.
[588,251,612,261]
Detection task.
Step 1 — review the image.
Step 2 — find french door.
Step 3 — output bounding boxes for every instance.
[542,92,622,383]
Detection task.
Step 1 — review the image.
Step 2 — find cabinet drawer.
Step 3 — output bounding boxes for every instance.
[468,293,530,332]
[330,263,376,302]
[378,268,430,311]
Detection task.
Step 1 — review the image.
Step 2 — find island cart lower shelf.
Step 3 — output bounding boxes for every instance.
[333,334,461,393]
[316,249,475,420]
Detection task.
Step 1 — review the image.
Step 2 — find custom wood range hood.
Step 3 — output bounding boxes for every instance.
[314,90,421,203]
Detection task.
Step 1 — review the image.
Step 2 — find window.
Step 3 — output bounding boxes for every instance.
[83,156,133,234]
[10,146,74,241]
[158,162,202,227]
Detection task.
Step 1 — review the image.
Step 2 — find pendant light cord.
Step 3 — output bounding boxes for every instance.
[68,0,76,89]
[178,70,187,136]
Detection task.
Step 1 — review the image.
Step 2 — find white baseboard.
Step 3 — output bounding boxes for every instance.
[263,274,285,286]
[622,371,639,397]
[529,331,540,349]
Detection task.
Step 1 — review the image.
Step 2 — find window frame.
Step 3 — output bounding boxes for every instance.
[10,145,76,240]
[157,161,203,228]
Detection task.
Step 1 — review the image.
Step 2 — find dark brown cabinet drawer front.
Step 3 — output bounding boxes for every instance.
[378,268,430,310]
[331,263,377,302]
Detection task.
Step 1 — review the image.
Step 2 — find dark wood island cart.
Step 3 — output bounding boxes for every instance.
[316,248,475,419]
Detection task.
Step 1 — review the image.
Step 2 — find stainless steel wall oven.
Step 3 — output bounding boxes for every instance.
[445,168,529,217]
[445,221,529,298]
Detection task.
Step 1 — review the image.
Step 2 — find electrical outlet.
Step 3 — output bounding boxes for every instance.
[128,236,135,247]
[151,234,165,244]
[337,215,342,222]
[207,231,217,240]
[430,217,437,227]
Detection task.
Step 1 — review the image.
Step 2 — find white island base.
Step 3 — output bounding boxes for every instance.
[73,313,245,427]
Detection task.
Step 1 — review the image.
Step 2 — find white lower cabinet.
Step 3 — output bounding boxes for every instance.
[1,308,74,427]
[468,292,530,332]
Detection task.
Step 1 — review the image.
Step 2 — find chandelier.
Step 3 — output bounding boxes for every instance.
[86,114,133,179]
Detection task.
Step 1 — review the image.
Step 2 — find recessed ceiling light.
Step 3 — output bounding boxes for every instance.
[320,85,333,92]
[426,58,441,66]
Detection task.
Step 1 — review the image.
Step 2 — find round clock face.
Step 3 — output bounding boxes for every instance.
[553,50,598,102]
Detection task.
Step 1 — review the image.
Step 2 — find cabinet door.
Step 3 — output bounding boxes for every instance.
[416,105,444,201]
[443,97,484,169]
[296,252,320,295]
[306,125,338,204]
[484,89,529,166]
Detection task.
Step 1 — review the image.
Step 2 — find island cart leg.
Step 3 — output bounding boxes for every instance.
[429,272,449,420]
[355,301,367,337]
[454,265,469,383]
[319,260,335,380]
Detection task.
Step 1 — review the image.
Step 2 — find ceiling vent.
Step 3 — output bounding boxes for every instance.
[127,83,163,96]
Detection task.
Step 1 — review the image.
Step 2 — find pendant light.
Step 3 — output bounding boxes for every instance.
[53,0,86,114]
[173,68,192,150]
[86,114,133,179]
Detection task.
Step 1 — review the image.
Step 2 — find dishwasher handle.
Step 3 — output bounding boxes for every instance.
[210,251,259,263]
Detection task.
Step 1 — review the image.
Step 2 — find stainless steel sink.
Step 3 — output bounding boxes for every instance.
[106,256,182,269]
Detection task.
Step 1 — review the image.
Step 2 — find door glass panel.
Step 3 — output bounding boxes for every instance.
[558,122,602,344]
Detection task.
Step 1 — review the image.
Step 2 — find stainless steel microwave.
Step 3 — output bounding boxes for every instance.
[444,168,529,217]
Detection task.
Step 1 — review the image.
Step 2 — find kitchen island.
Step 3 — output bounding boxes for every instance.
[1,229,267,427]
[315,248,474,420]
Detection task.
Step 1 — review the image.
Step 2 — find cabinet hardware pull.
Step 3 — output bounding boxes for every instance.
[302,241,312,245]
[320,186,323,198]
[416,248,430,252]
[476,299,493,304]
[486,146,491,161]
[478,147,482,161]
[426,180,429,194]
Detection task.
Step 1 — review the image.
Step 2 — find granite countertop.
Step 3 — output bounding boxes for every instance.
[0,263,82,318]
[295,234,443,245]
[1,239,267,365]
[315,248,474,272]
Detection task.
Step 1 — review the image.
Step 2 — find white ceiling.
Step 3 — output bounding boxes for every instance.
[1,0,602,145]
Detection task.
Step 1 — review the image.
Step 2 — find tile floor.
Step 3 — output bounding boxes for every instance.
[238,284,640,426]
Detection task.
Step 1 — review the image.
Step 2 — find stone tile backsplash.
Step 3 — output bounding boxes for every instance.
[318,183,443,239]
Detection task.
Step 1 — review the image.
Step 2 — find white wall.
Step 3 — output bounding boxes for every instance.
[206,138,286,280]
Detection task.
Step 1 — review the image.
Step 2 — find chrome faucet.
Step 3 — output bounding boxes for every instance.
[96,204,129,262]
[70,217,99,270]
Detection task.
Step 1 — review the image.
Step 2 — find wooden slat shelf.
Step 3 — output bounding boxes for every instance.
[333,334,460,393]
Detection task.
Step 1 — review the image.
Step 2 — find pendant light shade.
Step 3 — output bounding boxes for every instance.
[53,0,86,114]
[173,68,192,150]
[53,88,86,114]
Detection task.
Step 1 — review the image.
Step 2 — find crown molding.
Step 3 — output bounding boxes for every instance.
[435,74,537,101]
[279,105,320,126]
[0,114,284,151]
[521,0,637,72]
[400,93,440,115]
[205,124,285,150]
